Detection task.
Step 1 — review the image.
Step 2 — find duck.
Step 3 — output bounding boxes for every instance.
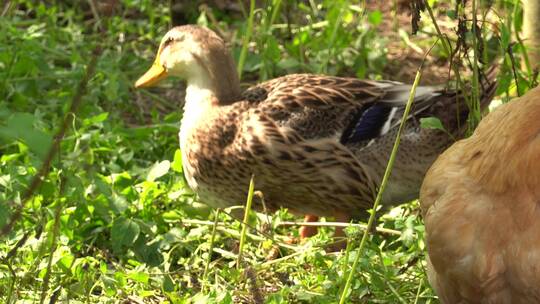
[420,86,540,303]
[135,25,496,240]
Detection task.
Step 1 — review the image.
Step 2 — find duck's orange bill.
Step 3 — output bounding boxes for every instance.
[135,57,168,88]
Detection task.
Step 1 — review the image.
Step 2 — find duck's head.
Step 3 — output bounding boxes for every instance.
[135,25,240,102]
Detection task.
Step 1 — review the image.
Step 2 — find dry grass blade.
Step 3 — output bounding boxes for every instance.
[277,221,401,236]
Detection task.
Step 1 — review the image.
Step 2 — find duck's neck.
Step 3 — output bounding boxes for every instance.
[180,63,241,148]
[184,79,218,112]
[185,51,241,106]
[181,78,216,138]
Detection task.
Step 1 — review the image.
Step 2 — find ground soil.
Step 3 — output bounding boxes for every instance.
[366,0,456,85]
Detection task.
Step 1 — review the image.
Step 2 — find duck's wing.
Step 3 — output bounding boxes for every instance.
[231,74,440,214]
[242,74,440,144]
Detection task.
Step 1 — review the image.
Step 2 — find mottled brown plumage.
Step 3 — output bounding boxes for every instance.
[135,25,496,226]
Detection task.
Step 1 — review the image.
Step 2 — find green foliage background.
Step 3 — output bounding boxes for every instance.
[0,0,536,303]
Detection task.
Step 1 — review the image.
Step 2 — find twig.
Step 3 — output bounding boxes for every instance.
[2,231,31,303]
[5,261,16,303]
[398,253,422,275]
[256,191,275,240]
[48,286,61,304]
[40,189,65,304]
[126,296,145,304]
[179,219,304,250]
[259,247,318,268]
[0,46,102,238]
[423,0,468,101]
[1,0,11,17]
[199,4,226,39]
[245,267,264,304]
[277,221,401,236]
[219,207,294,250]
[3,231,30,260]
[86,0,102,26]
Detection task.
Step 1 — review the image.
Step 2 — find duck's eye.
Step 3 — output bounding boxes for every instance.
[164,37,175,47]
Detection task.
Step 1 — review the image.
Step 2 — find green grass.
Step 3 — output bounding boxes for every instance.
[0,0,536,303]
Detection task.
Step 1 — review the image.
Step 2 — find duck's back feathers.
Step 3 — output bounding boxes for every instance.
[242,71,497,149]
[242,74,443,144]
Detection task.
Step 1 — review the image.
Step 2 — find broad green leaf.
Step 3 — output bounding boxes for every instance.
[147,160,171,181]
[368,10,382,26]
[192,293,211,304]
[264,36,281,62]
[171,149,183,173]
[111,217,140,251]
[399,216,416,246]
[162,210,182,221]
[83,112,109,126]
[110,194,128,214]
[58,254,75,272]
[0,153,20,163]
[162,274,175,292]
[133,237,163,266]
[217,292,233,304]
[162,227,186,244]
[101,275,117,296]
[0,202,9,228]
[100,261,108,274]
[500,26,510,50]
[128,272,149,284]
[420,117,446,131]
[197,10,209,27]
[105,75,119,101]
[0,175,11,188]
[0,112,52,159]
[114,271,127,287]
[343,10,354,24]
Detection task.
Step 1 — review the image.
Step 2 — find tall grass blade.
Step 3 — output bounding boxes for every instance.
[202,208,221,291]
[237,175,255,269]
[237,0,256,80]
[338,41,434,302]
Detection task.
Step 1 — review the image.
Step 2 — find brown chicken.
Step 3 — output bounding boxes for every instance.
[420,86,540,303]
